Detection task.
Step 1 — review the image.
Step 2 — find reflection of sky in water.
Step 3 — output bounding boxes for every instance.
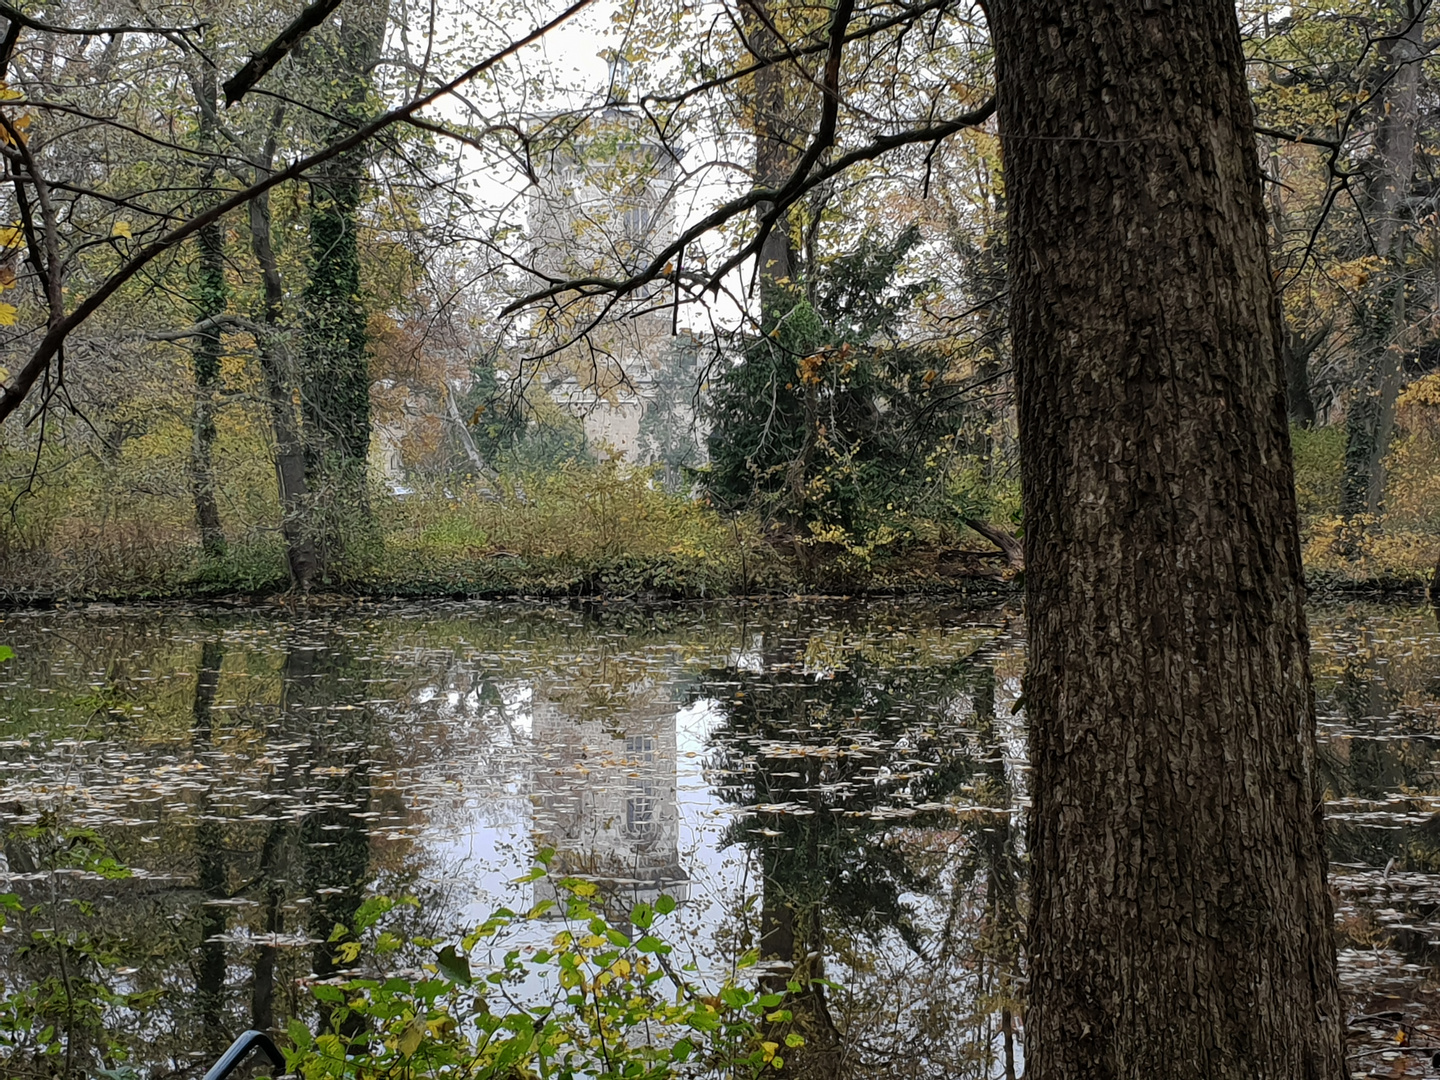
[10,600,1440,1074]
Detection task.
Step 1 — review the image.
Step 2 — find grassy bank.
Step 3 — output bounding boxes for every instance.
[5,424,1439,606]
[0,460,1027,605]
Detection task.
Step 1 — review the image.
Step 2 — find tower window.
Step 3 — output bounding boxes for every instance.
[625,734,655,764]
[625,780,657,839]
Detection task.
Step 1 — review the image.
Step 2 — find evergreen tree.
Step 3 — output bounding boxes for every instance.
[704,226,979,554]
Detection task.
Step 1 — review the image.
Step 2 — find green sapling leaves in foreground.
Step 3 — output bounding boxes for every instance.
[287,863,806,1080]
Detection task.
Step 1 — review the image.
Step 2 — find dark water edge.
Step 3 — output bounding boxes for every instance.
[0,575,1027,613]
[1,558,1431,613]
[2,597,1440,1078]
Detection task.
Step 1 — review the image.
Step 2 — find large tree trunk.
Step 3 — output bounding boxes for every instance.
[1337,1,1422,553]
[990,1,1346,1076]
[743,0,800,329]
[300,0,386,577]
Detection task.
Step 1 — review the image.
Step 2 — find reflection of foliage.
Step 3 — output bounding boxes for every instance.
[702,658,976,945]
[0,627,388,1078]
[693,618,1025,1078]
[0,601,1035,1080]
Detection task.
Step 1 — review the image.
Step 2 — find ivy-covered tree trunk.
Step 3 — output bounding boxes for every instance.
[301,159,370,573]
[990,0,1347,1075]
[1337,0,1422,554]
[190,61,225,559]
[300,0,385,576]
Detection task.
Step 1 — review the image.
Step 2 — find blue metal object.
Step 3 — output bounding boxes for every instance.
[200,1030,287,1080]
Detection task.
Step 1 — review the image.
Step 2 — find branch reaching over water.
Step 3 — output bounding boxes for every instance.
[0,0,599,426]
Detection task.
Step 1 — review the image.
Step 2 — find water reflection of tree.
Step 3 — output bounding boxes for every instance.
[166,632,379,1048]
[1318,612,1438,869]
[0,623,395,1073]
[695,629,1025,1079]
[1310,607,1440,1019]
[192,637,228,1053]
[283,638,376,1037]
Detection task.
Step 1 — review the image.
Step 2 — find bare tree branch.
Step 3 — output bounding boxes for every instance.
[145,313,273,341]
[222,0,348,106]
[1254,124,1341,151]
[0,0,600,425]
[0,1,205,36]
[502,96,997,316]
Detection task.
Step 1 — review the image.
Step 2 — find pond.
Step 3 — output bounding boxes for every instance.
[0,598,1436,1078]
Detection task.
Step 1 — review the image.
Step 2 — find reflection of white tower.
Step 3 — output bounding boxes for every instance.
[529,684,690,911]
[527,110,683,461]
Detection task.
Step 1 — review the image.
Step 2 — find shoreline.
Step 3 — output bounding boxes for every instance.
[0,563,1431,612]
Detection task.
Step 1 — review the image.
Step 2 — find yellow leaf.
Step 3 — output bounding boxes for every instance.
[397,1016,425,1057]
[0,302,17,326]
[111,221,132,239]
[0,226,23,249]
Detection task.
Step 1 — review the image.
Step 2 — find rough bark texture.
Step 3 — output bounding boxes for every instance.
[989,1,1346,1076]
[1338,1,1421,544]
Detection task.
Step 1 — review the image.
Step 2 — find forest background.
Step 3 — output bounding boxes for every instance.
[0,0,1430,602]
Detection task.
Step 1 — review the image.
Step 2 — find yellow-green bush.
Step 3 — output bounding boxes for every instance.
[360,460,774,595]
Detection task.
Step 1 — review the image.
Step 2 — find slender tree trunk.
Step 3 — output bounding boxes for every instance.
[1337,1,1422,553]
[1283,324,1320,429]
[191,61,225,559]
[1264,146,1323,430]
[247,172,320,591]
[744,0,799,329]
[990,1,1346,1076]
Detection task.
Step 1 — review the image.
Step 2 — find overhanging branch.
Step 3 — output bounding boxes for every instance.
[0,0,600,425]
[502,95,996,316]
[222,0,348,106]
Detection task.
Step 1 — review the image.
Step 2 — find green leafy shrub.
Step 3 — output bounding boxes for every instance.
[287,862,804,1080]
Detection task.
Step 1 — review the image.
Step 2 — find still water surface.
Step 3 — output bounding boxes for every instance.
[0,599,1436,1077]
